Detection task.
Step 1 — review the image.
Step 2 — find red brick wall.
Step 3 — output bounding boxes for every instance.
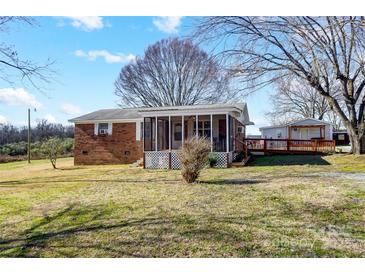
[74,123,143,165]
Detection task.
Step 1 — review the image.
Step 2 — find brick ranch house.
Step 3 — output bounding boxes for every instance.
[69,103,253,168]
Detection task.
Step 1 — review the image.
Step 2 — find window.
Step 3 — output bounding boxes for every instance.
[174,123,182,141]
[338,134,345,140]
[194,120,211,137]
[237,126,244,134]
[98,123,109,135]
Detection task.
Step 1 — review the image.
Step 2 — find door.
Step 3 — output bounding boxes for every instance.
[300,128,309,140]
[218,119,226,151]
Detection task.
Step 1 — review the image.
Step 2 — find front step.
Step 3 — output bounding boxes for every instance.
[129,158,144,167]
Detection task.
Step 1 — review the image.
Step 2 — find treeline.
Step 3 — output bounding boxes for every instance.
[0,119,74,145]
[0,138,73,158]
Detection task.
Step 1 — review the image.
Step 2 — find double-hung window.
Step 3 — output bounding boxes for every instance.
[98,123,109,135]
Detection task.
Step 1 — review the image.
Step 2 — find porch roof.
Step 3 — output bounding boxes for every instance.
[69,103,254,125]
[137,103,254,125]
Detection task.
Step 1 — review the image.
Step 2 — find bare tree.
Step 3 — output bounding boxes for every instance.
[0,17,54,90]
[266,75,343,129]
[115,38,234,107]
[195,17,365,154]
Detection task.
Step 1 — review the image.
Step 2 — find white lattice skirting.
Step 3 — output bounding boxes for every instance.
[144,151,170,169]
[170,151,182,169]
[144,151,232,169]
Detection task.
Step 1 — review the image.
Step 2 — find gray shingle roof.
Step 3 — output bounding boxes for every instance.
[69,103,251,123]
[136,103,247,112]
[68,108,141,122]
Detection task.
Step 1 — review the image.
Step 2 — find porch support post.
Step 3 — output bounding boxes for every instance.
[155,116,158,151]
[168,116,171,151]
[210,114,213,152]
[226,113,229,153]
[182,115,184,147]
[196,115,198,137]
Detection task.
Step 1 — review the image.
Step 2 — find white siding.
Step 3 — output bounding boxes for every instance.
[260,126,287,139]
[260,119,333,140]
[261,124,333,140]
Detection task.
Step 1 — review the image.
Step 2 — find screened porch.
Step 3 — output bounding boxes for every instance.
[143,114,235,169]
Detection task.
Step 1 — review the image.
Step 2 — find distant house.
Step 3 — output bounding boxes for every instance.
[259,118,333,140]
[69,103,253,168]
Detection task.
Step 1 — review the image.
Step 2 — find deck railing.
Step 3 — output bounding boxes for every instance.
[244,138,336,154]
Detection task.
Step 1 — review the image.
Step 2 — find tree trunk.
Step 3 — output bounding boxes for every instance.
[325,96,365,154]
[347,126,365,154]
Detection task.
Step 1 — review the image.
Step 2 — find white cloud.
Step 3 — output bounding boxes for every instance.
[74,49,135,64]
[0,88,42,109]
[153,16,182,33]
[44,114,57,123]
[60,103,81,115]
[0,115,7,124]
[62,16,104,31]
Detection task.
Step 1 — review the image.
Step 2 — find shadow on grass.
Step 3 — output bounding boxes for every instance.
[0,199,361,257]
[0,205,172,257]
[0,176,268,187]
[250,155,331,166]
[0,176,181,187]
[58,166,86,171]
[198,179,267,185]
[0,204,261,257]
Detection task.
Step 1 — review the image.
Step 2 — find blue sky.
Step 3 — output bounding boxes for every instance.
[0,16,271,134]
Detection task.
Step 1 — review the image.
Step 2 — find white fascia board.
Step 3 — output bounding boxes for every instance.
[138,108,239,117]
[73,118,143,124]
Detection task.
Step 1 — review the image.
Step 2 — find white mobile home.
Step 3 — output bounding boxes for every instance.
[260,118,333,140]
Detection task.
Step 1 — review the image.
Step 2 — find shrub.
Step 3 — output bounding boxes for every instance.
[62,138,74,153]
[207,153,218,167]
[41,137,63,169]
[179,136,211,183]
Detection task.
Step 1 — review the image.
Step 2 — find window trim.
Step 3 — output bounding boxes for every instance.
[95,122,112,135]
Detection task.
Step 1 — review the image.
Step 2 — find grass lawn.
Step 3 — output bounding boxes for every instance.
[0,154,364,257]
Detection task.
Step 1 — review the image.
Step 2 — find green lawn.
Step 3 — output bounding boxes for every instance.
[0,155,364,257]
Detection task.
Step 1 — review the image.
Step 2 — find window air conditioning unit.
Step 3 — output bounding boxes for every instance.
[99,129,108,134]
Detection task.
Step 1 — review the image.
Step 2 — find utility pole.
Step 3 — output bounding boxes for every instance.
[28,108,31,163]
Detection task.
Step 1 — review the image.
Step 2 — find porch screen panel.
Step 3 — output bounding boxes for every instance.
[184,116,196,142]
[194,115,211,138]
[212,114,226,152]
[157,117,169,151]
[229,115,234,151]
[171,116,182,150]
[144,117,155,151]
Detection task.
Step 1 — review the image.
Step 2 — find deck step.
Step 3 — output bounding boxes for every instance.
[231,155,251,167]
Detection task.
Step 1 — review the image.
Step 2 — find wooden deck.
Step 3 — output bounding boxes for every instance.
[244,138,336,154]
